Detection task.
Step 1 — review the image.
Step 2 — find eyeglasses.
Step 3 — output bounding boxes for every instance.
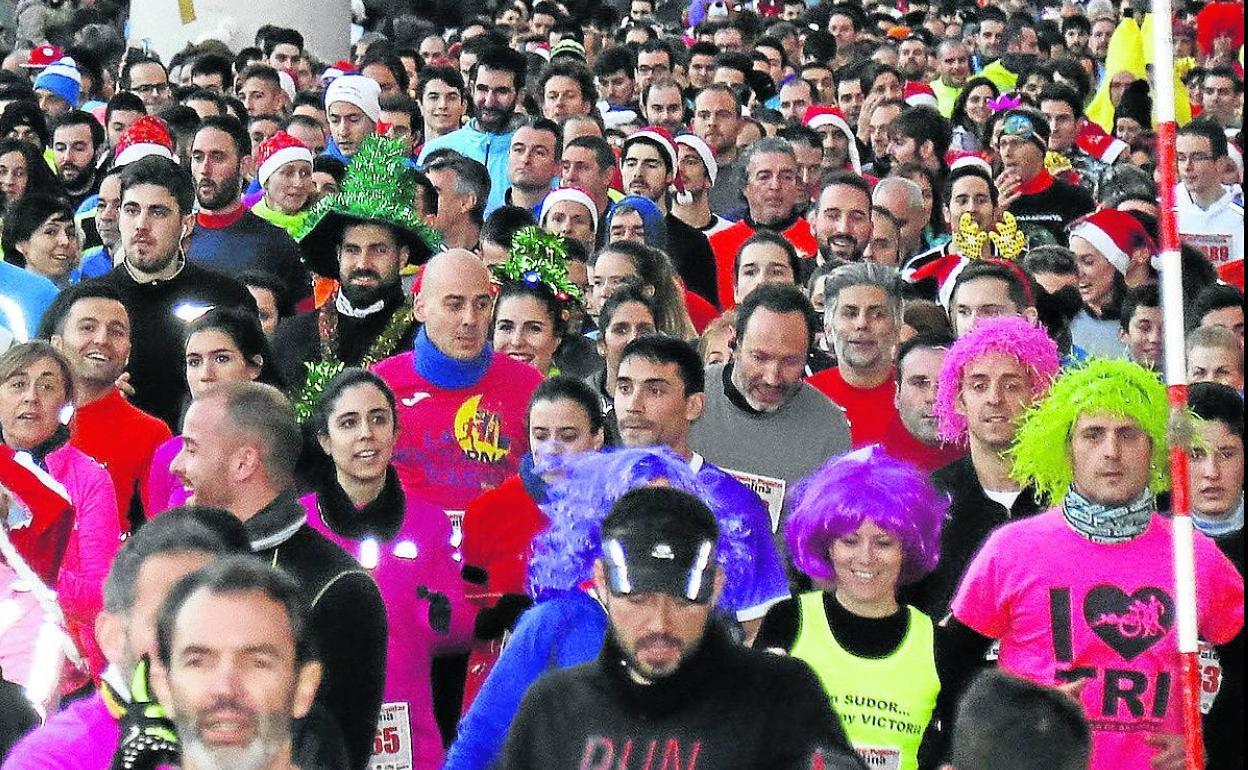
[131,82,170,96]
[1176,152,1213,164]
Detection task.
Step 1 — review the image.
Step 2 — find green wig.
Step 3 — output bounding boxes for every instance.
[1009,358,1171,505]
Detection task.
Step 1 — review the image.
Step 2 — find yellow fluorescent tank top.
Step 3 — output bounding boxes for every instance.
[790,591,940,770]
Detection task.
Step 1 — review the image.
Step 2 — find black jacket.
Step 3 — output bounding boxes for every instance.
[904,456,1043,620]
[665,213,719,306]
[98,262,256,430]
[496,625,866,770]
[272,285,418,390]
[246,490,388,770]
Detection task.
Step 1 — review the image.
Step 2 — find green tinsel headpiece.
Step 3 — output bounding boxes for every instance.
[295,135,442,278]
[491,227,582,305]
[1008,358,1172,505]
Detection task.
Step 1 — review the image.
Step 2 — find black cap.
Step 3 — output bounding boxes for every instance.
[600,487,719,604]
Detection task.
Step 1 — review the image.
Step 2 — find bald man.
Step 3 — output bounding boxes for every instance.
[374,249,546,515]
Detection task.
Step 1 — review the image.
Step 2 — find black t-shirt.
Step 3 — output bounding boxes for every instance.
[497,628,866,770]
[1008,174,1094,247]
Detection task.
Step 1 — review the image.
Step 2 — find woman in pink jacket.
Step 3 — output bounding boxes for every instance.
[0,342,120,683]
[302,368,473,770]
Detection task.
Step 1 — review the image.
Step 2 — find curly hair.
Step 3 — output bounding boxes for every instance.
[934,316,1062,444]
[526,448,751,606]
[1008,358,1171,505]
[786,445,947,585]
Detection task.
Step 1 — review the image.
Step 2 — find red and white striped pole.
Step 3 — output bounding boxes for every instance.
[1149,4,1203,768]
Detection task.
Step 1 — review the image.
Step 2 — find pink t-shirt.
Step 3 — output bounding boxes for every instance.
[953,509,1244,770]
[372,351,543,514]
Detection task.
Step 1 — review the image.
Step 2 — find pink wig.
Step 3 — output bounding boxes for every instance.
[786,445,948,585]
[934,316,1062,444]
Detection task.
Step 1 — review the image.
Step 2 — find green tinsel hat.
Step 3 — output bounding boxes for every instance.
[1008,358,1172,505]
[490,227,583,307]
[295,135,441,278]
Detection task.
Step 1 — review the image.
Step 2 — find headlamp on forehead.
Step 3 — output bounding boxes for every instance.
[603,535,717,603]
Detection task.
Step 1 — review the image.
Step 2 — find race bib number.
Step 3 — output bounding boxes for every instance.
[855,746,902,770]
[370,702,413,770]
[1182,232,1235,267]
[1198,641,1222,715]
[722,469,787,531]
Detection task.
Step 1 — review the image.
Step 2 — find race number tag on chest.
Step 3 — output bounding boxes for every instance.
[1198,641,1223,715]
[1182,232,1234,266]
[856,746,902,770]
[723,469,787,531]
[371,702,413,770]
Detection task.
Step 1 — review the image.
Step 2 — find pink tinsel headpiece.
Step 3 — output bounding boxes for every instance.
[934,316,1062,444]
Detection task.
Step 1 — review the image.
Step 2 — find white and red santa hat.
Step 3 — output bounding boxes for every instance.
[256,131,314,187]
[903,81,939,109]
[277,69,297,101]
[540,186,599,233]
[802,105,862,174]
[624,126,678,171]
[672,133,718,186]
[1067,209,1157,275]
[1075,120,1128,165]
[320,60,356,86]
[22,44,63,69]
[325,74,381,123]
[946,150,993,174]
[113,115,175,167]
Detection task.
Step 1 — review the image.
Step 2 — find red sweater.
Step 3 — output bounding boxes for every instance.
[878,414,966,472]
[709,217,819,309]
[70,389,172,531]
[806,367,898,448]
[460,474,547,605]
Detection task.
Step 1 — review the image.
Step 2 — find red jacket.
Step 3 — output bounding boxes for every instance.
[709,217,820,309]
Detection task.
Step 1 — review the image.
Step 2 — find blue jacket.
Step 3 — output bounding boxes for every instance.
[418,119,518,217]
[442,590,607,770]
[0,261,58,341]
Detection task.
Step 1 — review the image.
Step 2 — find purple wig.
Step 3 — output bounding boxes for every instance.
[786,445,948,585]
[526,447,752,602]
[934,316,1062,444]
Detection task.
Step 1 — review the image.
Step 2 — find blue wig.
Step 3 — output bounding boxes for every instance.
[527,447,752,604]
[605,195,668,249]
[785,445,948,585]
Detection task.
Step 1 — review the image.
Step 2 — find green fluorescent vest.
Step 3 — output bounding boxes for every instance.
[790,591,940,770]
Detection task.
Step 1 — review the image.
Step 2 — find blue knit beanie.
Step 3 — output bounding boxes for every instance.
[34,58,81,107]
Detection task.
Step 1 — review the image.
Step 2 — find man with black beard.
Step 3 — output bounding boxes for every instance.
[185,116,310,308]
[419,47,528,216]
[813,173,873,265]
[273,135,438,391]
[50,110,104,207]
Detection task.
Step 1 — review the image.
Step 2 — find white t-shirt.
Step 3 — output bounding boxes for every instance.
[1176,183,1244,268]
[983,487,1023,512]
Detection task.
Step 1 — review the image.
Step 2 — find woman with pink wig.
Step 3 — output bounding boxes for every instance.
[755,445,947,770]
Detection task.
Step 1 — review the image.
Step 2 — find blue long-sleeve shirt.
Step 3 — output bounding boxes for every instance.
[418,119,518,218]
[442,590,607,770]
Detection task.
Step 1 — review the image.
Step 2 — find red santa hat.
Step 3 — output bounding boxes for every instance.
[256,131,314,187]
[277,68,297,101]
[802,105,862,174]
[1075,120,1128,164]
[903,81,939,109]
[903,251,968,308]
[540,186,599,233]
[947,150,993,174]
[22,44,63,69]
[1067,209,1158,275]
[320,60,356,85]
[113,115,175,167]
[624,126,678,171]
[673,133,718,185]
